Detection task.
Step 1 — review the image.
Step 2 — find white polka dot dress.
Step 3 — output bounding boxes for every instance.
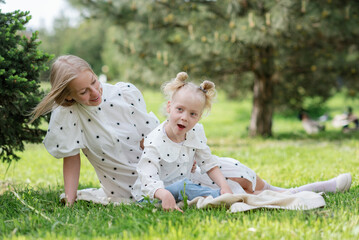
[132,122,219,201]
[44,82,159,200]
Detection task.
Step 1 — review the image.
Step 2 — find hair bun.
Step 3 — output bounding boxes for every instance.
[176,72,188,82]
[200,80,215,92]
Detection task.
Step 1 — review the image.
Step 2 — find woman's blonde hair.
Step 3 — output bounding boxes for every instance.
[162,72,216,113]
[29,55,95,123]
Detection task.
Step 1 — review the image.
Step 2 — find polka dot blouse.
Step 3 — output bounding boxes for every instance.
[43,82,159,199]
[132,122,219,201]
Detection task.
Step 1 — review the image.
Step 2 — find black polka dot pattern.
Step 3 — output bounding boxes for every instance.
[47,82,169,201]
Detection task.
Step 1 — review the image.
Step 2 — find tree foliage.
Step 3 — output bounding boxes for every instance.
[0,6,52,163]
[68,0,359,136]
[38,15,108,75]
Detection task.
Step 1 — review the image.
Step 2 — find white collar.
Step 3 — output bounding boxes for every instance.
[144,122,207,162]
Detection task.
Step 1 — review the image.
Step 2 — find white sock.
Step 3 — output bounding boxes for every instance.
[290,177,336,193]
[262,180,287,192]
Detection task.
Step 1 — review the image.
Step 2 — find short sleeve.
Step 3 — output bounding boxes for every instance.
[118,82,159,137]
[195,146,219,174]
[43,106,85,159]
[136,146,165,199]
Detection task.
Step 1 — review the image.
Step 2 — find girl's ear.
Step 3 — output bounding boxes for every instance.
[65,95,73,101]
[166,101,171,114]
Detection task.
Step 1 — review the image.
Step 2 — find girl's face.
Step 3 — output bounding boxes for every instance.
[66,70,103,106]
[165,88,205,143]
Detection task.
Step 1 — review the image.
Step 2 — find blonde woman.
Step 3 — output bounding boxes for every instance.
[31,55,159,205]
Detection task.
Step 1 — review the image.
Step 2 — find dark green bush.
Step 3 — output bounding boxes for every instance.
[0,4,52,163]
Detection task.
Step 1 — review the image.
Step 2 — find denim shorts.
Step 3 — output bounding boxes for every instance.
[165,178,220,201]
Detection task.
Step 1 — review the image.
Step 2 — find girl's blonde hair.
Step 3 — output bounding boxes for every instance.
[162,72,216,112]
[29,55,95,123]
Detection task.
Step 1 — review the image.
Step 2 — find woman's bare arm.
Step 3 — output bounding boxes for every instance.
[63,154,81,206]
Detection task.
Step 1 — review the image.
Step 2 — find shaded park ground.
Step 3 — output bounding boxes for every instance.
[1,90,359,239]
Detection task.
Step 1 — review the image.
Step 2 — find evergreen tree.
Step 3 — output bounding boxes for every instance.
[71,0,359,136]
[0,5,52,163]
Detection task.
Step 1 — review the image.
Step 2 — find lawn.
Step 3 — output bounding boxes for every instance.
[1,88,359,239]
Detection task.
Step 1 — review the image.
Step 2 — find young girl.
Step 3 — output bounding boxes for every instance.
[132,72,233,211]
[31,55,351,206]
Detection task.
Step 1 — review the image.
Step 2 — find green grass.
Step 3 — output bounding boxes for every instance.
[1,89,359,239]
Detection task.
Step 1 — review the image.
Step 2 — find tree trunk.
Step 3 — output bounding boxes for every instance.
[248,46,275,137]
[249,75,274,137]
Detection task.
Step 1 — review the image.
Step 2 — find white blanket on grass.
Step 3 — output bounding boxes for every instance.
[60,188,325,212]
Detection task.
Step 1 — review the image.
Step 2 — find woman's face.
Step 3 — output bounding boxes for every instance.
[66,70,103,106]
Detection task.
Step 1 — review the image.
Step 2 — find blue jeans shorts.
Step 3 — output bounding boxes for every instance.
[165,178,220,201]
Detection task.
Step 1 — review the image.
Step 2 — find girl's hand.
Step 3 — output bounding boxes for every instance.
[155,188,183,212]
[207,166,233,195]
[220,185,233,195]
[191,160,197,173]
[161,195,183,213]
